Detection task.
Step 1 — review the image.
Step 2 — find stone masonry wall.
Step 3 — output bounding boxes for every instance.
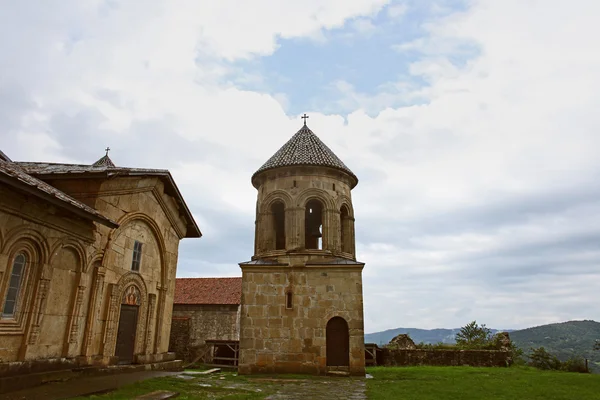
[239,266,365,376]
[170,304,240,362]
[383,348,511,367]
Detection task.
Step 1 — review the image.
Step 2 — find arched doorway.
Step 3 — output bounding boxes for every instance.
[326,317,350,367]
[115,285,141,364]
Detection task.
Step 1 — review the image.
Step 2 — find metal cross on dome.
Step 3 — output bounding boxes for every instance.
[301,113,309,126]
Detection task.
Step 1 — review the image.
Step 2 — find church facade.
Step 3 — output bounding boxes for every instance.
[0,150,200,373]
[238,122,366,375]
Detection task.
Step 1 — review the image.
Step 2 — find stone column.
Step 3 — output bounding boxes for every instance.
[153,284,167,354]
[144,293,157,354]
[83,267,106,356]
[285,206,302,250]
[322,209,338,251]
[102,284,119,356]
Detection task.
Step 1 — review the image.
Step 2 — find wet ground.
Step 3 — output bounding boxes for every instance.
[2,370,368,399]
[2,371,178,400]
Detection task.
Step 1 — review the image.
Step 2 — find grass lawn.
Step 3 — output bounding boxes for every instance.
[72,366,600,399]
[366,366,600,400]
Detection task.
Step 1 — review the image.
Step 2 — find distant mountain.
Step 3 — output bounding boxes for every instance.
[510,320,600,370]
[364,327,509,346]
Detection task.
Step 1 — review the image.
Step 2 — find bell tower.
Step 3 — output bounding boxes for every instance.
[238,120,365,376]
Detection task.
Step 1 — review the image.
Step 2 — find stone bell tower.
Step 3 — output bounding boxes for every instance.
[238,118,365,376]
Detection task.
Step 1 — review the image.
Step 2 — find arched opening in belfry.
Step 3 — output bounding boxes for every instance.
[340,205,351,254]
[305,199,323,250]
[326,316,350,367]
[271,201,286,250]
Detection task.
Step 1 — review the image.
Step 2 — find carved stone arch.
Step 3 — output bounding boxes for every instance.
[104,272,149,358]
[1,228,49,339]
[295,188,336,211]
[260,190,294,212]
[336,195,355,218]
[86,251,105,274]
[49,239,87,273]
[103,212,167,287]
[2,226,50,264]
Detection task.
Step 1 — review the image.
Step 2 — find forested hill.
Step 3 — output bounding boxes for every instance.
[510,320,600,367]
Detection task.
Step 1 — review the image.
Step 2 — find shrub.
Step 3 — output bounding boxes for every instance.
[561,356,588,373]
[528,347,562,370]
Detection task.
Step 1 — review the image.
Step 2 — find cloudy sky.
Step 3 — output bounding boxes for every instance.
[2,0,600,333]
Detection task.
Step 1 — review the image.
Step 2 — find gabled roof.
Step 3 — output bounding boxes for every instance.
[16,161,201,238]
[0,149,11,162]
[0,160,118,228]
[174,277,242,305]
[252,124,357,187]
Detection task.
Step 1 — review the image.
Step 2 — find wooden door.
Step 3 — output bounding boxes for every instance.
[326,317,350,367]
[115,305,138,364]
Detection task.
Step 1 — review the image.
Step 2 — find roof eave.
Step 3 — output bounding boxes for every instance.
[0,173,119,228]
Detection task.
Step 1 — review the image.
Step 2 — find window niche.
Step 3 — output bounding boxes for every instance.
[131,241,143,271]
[340,205,352,254]
[271,201,286,250]
[2,253,26,318]
[285,291,293,309]
[305,199,323,250]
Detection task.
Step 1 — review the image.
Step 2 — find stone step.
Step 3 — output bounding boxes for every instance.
[326,370,350,377]
[135,390,180,399]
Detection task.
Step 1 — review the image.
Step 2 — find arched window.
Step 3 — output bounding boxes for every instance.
[271,201,286,250]
[340,205,352,254]
[305,199,323,250]
[2,253,27,318]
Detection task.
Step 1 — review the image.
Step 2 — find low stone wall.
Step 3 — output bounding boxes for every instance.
[383,348,511,367]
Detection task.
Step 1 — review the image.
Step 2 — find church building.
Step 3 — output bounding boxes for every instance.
[238,119,366,375]
[0,149,200,377]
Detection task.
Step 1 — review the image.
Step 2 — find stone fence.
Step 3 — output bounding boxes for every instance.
[382,348,511,367]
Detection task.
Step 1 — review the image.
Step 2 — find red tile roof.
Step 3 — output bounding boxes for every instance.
[174,278,242,305]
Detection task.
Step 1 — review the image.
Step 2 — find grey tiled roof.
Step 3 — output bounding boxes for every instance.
[253,125,357,182]
[0,160,118,227]
[92,154,116,167]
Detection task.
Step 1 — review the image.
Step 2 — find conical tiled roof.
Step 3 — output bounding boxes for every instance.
[92,154,115,168]
[253,124,357,184]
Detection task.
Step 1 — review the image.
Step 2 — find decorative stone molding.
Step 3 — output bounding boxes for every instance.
[69,285,86,343]
[84,267,106,356]
[28,278,50,345]
[102,284,119,356]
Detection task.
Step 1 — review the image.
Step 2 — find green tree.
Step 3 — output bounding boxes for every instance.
[455,321,492,348]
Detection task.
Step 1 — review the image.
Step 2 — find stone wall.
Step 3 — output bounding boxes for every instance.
[383,348,511,367]
[169,304,240,362]
[239,266,365,376]
[168,317,191,362]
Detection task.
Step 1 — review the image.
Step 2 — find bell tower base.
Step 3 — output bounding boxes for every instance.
[238,261,366,376]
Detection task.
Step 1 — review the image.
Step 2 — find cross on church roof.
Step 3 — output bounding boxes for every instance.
[301,113,309,126]
[105,147,110,156]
